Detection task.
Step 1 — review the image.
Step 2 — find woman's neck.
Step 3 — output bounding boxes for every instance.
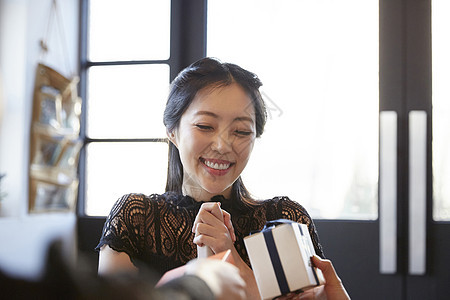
[182,184,232,202]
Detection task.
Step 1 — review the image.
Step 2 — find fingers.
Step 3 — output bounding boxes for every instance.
[192,203,236,254]
[194,234,215,248]
[192,202,222,233]
[192,202,236,242]
[210,202,224,222]
[311,256,351,300]
[276,292,305,300]
[222,210,236,242]
[192,203,225,233]
[194,221,233,252]
[311,255,342,285]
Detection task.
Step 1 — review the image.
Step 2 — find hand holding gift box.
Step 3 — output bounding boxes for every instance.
[244,219,325,300]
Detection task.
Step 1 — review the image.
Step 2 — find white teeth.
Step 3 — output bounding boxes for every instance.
[204,160,230,170]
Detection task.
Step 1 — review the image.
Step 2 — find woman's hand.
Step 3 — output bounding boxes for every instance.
[192,202,236,254]
[192,202,260,299]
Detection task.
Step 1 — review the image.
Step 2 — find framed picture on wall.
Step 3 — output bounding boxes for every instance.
[28,63,82,213]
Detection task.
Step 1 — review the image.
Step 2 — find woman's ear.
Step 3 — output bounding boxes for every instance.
[166,129,178,148]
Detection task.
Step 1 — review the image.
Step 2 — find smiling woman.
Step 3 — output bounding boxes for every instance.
[168,83,257,202]
[95,58,329,299]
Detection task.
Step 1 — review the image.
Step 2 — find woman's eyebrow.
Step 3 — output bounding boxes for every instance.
[195,111,218,118]
[195,111,254,123]
[234,116,255,123]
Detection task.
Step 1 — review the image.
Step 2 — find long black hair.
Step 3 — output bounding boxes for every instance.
[163,57,267,201]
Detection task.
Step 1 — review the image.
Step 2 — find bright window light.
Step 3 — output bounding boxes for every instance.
[208,0,379,219]
[432,0,450,221]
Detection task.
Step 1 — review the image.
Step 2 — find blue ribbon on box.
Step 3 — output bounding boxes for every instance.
[252,219,320,296]
[263,225,290,295]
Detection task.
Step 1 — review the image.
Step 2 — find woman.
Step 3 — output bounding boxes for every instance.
[96,57,326,299]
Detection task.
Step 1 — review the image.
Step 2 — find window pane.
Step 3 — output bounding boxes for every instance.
[85,142,168,216]
[432,0,450,221]
[86,64,169,139]
[208,0,379,219]
[88,0,170,61]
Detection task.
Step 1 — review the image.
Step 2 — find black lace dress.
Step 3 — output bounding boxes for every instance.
[96,192,324,276]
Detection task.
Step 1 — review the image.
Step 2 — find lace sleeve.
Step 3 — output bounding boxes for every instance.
[95,194,147,263]
[277,197,325,258]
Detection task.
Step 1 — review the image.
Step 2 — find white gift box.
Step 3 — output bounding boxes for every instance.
[244,220,325,300]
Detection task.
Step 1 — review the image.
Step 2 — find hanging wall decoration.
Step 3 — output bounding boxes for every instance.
[29,64,82,212]
[28,0,82,213]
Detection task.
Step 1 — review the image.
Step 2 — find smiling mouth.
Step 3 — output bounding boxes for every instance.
[200,158,234,170]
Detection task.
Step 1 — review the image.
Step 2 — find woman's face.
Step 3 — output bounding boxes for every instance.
[169,82,256,201]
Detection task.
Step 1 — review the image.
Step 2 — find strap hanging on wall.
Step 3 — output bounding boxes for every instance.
[39,0,72,76]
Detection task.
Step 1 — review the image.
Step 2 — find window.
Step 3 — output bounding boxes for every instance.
[208,0,379,219]
[81,0,171,216]
[432,0,450,221]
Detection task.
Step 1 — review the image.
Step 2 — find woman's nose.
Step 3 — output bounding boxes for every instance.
[210,131,233,154]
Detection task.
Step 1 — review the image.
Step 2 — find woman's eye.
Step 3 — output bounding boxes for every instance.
[235,130,252,136]
[196,124,213,131]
